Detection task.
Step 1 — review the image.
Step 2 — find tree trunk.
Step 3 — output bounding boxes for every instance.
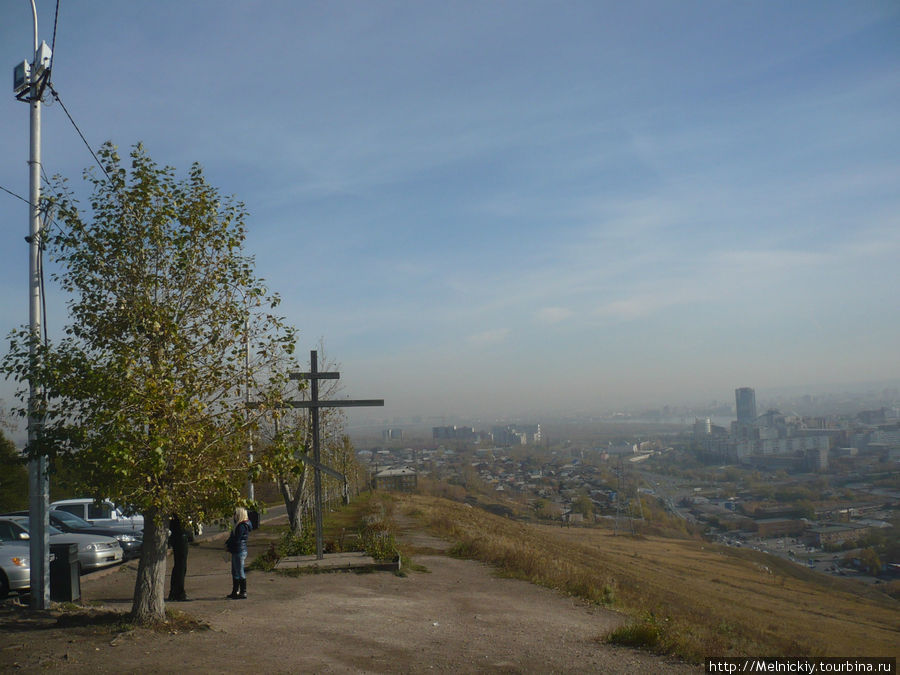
[280,471,307,535]
[279,480,295,527]
[288,472,306,535]
[130,507,168,624]
[288,493,303,535]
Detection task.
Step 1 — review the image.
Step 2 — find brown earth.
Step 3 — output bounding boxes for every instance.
[0,513,697,673]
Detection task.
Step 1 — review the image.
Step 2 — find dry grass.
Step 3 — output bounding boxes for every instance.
[398,493,899,663]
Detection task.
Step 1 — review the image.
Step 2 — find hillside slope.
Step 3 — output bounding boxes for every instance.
[398,493,898,661]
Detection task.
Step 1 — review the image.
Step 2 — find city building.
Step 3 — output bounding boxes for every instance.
[491,424,541,446]
[432,425,477,441]
[735,387,757,426]
[754,518,806,537]
[373,467,417,492]
[802,523,870,548]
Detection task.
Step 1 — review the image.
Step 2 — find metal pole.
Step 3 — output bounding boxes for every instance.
[310,350,324,559]
[26,0,49,609]
[245,313,254,502]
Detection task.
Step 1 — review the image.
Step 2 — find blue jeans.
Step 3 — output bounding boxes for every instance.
[231,551,247,580]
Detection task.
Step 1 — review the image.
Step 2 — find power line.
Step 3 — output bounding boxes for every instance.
[0,184,33,206]
[1,186,52,345]
[1,183,64,246]
[50,0,60,65]
[47,84,113,185]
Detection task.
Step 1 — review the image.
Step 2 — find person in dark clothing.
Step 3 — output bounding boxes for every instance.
[168,514,190,602]
[225,506,252,599]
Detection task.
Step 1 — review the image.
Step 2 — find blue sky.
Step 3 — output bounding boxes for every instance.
[1,1,898,427]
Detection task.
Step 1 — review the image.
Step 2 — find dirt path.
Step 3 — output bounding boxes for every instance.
[0,514,697,673]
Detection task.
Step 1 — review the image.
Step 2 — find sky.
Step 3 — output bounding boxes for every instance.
[1,1,899,430]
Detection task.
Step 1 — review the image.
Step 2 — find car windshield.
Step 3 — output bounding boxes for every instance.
[50,509,92,528]
[12,520,64,536]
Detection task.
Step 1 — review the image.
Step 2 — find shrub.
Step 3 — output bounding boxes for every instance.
[248,542,280,572]
[249,528,317,572]
[278,528,316,557]
[607,614,663,650]
[360,526,398,560]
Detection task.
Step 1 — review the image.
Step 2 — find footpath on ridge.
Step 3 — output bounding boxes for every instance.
[1,509,697,673]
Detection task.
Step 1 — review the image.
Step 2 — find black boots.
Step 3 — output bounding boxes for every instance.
[228,578,247,600]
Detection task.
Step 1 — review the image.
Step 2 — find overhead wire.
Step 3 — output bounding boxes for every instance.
[50,0,60,66]
[1,184,56,345]
[46,0,61,347]
[48,84,113,185]
[30,3,156,350]
[0,184,33,206]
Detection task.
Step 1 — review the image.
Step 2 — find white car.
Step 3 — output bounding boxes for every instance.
[50,498,144,534]
[0,541,31,597]
[0,517,123,573]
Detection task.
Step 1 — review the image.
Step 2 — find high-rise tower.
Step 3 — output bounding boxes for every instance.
[735,387,757,425]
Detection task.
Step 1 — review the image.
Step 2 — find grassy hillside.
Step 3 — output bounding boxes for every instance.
[396,493,898,662]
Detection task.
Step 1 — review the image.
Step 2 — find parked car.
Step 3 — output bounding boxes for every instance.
[50,498,144,533]
[0,517,123,573]
[0,541,31,598]
[52,510,142,559]
[2,510,143,559]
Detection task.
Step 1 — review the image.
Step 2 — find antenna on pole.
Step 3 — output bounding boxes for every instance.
[14,0,52,610]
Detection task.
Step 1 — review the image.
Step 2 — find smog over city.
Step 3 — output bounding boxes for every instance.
[2,3,899,429]
[0,1,897,668]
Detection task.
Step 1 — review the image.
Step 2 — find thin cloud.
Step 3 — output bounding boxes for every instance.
[466,328,510,347]
[713,249,832,272]
[536,307,574,324]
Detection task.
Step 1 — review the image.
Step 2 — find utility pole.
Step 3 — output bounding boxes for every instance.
[244,313,254,502]
[13,0,52,609]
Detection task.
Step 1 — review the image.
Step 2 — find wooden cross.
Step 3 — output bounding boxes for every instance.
[285,350,384,559]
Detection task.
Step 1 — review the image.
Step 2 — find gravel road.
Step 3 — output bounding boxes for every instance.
[0,513,697,673]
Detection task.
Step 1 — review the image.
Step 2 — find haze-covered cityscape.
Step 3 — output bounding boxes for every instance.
[357,383,899,585]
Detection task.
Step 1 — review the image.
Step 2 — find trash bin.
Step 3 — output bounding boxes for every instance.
[248,510,260,531]
[50,542,81,602]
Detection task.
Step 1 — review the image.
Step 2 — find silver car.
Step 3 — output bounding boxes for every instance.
[0,541,31,597]
[0,517,123,573]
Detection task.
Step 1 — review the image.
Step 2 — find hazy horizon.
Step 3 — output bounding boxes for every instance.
[2,2,898,434]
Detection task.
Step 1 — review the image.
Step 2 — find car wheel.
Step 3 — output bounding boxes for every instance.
[0,571,9,598]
